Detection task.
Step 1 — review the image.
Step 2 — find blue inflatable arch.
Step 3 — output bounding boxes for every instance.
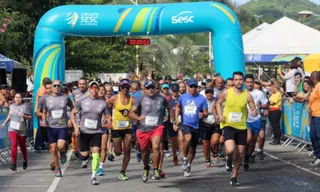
[33,2,244,131]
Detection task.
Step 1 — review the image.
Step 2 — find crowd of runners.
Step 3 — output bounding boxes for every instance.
[2,62,320,187]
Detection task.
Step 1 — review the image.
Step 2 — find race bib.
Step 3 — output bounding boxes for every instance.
[117,120,129,128]
[184,105,196,115]
[84,119,98,129]
[10,121,22,130]
[52,110,63,119]
[207,115,216,124]
[145,116,158,126]
[228,112,242,122]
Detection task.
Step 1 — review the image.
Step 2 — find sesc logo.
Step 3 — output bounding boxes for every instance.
[171,11,194,24]
[66,12,79,27]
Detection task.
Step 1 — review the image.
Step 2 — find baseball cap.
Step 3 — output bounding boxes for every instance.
[120,79,131,86]
[165,75,172,80]
[162,83,169,89]
[171,83,179,91]
[89,81,99,87]
[187,78,198,86]
[144,80,155,88]
[205,87,214,92]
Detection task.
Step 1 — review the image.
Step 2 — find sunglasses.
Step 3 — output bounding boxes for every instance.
[205,91,213,94]
[146,86,155,90]
[121,85,131,90]
[189,85,197,89]
[53,84,61,88]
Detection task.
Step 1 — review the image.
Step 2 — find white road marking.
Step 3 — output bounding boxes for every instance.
[47,150,73,192]
[0,185,48,188]
[264,151,320,177]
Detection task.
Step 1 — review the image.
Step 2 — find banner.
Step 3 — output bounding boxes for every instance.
[292,102,303,138]
[0,107,9,149]
[282,101,293,136]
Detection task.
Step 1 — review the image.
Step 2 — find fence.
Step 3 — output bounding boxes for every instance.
[281,101,312,155]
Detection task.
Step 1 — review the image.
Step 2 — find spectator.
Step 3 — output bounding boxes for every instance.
[295,72,303,93]
[269,83,282,145]
[278,61,298,97]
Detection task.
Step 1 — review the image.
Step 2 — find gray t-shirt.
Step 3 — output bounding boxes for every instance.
[214,88,224,102]
[134,94,169,132]
[75,97,111,134]
[43,94,72,128]
[38,94,49,125]
[73,89,89,125]
[8,103,31,136]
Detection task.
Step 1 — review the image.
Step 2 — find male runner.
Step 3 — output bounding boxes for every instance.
[42,80,73,177]
[243,74,269,171]
[179,82,186,95]
[71,81,111,185]
[129,80,173,182]
[174,78,208,177]
[108,79,134,181]
[104,83,115,161]
[216,71,257,186]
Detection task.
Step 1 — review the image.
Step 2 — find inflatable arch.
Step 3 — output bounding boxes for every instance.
[33,2,244,131]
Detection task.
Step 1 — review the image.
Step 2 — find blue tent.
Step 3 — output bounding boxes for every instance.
[0,53,14,72]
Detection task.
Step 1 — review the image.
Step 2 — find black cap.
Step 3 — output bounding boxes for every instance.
[171,83,179,91]
[165,75,172,80]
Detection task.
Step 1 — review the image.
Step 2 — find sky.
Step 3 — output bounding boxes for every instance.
[234,0,320,5]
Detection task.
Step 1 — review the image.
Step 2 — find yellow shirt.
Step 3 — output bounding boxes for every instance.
[309,82,320,117]
[269,91,282,109]
[220,88,248,130]
[112,94,133,130]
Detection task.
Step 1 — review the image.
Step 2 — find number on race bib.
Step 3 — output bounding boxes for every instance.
[10,121,22,130]
[84,119,98,129]
[184,105,196,115]
[117,120,129,128]
[52,110,63,119]
[228,112,242,122]
[207,115,216,124]
[145,116,158,126]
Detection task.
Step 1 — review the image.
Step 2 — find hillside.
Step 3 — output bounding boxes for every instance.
[240,0,320,30]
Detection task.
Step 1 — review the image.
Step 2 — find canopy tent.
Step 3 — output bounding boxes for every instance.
[243,22,270,45]
[243,17,320,66]
[0,53,14,72]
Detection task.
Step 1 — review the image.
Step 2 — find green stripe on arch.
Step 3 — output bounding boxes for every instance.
[113,8,132,33]
[148,8,158,32]
[131,8,152,33]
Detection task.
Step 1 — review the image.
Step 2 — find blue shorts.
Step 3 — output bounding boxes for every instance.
[47,127,69,144]
[246,119,262,135]
[102,128,109,135]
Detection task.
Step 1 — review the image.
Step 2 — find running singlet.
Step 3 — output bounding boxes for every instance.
[8,103,31,136]
[112,94,133,130]
[246,89,268,123]
[220,88,248,130]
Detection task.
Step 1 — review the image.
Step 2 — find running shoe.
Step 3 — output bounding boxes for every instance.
[173,156,178,166]
[205,160,211,168]
[55,169,62,177]
[142,166,150,182]
[97,168,104,176]
[225,158,233,172]
[310,158,320,166]
[81,160,88,168]
[159,169,166,178]
[165,150,172,157]
[249,154,256,164]
[181,158,188,171]
[152,170,161,180]
[136,152,142,163]
[119,172,129,181]
[257,150,266,160]
[184,166,191,177]
[91,177,99,185]
[23,161,28,170]
[212,157,219,165]
[107,154,115,161]
[230,177,240,186]
[10,164,17,171]
[60,151,66,164]
[50,162,55,171]
[74,151,80,159]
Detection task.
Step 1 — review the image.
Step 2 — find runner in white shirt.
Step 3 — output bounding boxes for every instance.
[243,74,269,171]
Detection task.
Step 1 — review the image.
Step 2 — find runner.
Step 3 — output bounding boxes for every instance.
[41,80,73,177]
[71,80,111,185]
[1,93,32,171]
[216,71,257,186]
[104,84,115,161]
[243,74,269,171]
[179,82,186,95]
[225,78,234,89]
[129,80,173,182]
[107,79,134,181]
[174,78,208,177]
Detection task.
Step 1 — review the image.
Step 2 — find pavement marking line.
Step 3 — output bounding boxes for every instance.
[47,150,73,192]
[264,151,320,177]
[0,185,48,188]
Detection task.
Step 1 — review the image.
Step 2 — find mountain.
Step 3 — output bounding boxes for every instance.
[240,0,320,30]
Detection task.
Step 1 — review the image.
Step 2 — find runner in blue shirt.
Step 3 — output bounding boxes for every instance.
[174,78,208,177]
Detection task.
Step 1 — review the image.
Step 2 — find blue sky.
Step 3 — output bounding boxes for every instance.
[234,0,320,5]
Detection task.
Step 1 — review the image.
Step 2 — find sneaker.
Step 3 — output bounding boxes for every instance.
[23,161,28,170]
[165,150,172,157]
[50,162,55,171]
[119,172,129,181]
[212,157,219,165]
[205,160,211,168]
[310,158,320,166]
[55,169,62,177]
[97,168,104,176]
[81,160,88,168]
[230,177,240,186]
[257,150,266,160]
[91,177,99,185]
[181,158,188,171]
[184,166,191,177]
[10,164,17,171]
[107,154,114,162]
[152,170,161,180]
[136,152,142,163]
[243,161,249,172]
[60,151,66,164]
[159,169,166,178]
[173,156,178,166]
[74,151,80,159]
[142,166,150,182]
[225,158,233,172]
